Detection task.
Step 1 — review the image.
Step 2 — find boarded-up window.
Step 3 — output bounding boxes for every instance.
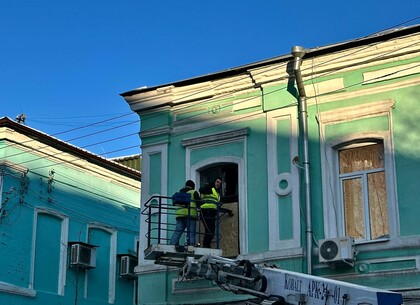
[339,143,389,240]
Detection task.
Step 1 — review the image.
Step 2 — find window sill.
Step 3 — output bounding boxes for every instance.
[355,237,390,245]
[0,281,36,298]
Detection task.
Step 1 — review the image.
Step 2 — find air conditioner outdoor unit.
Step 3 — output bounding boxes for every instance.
[120,255,137,278]
[318,236,355,265]
[70,243,97,269]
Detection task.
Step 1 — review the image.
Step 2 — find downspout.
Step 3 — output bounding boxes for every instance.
[291,46,313,274]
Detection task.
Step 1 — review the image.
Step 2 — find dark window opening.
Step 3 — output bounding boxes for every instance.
[200,164,238,203]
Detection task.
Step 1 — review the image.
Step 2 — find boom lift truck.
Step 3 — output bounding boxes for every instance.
[177,254,404,305]
[142,195,404,305]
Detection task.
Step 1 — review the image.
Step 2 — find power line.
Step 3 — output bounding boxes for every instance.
[2,19,417,176]
[138,38,420,140]
[21,195,139,234]
[5,36,416,181]
[2,120,139,161]
[20,33,420,172]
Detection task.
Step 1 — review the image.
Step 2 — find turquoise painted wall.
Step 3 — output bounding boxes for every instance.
[0,143,140,305]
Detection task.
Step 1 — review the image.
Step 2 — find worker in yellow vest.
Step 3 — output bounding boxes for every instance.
[199,177,222,248]
[170,180,200,247]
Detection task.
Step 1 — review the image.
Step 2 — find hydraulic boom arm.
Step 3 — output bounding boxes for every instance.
[180,255,403,305]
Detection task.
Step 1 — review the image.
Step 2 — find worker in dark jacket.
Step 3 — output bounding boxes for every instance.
[170,180,200,247]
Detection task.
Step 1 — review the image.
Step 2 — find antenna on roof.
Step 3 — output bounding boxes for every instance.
[15,113,26,124]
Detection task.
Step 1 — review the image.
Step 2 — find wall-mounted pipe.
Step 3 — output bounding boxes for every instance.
[291,46,313,275]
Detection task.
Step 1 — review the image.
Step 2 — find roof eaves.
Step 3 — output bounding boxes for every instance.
[120,24,420,97]
[0,117,141,180]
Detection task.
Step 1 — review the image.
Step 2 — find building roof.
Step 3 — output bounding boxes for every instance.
[121,24,420,97]
[111,154,141,171]
[0,116,141,180]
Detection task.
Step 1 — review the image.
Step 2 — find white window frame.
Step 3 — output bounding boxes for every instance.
[85,224,117,304]
[31,208,69,295]
[186,130,248,255]
[336,142,388,241]
[318,100,399,243]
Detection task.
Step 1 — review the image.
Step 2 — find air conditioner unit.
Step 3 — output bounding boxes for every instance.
[119,255,137,278]
[70,243,97,269]
[318,237,355,265]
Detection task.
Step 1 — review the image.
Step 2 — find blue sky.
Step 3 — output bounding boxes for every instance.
[1,1,418,158]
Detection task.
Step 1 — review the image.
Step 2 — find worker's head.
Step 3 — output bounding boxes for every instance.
[185,180,195,190]
[214,177,222,190]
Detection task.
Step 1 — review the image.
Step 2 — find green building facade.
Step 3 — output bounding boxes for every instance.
[122,25,420,304]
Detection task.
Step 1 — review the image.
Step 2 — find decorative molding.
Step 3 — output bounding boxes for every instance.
[189,155,248,254]
[238,246,303,263]
[318,99,395,124]
[307,77,420,105]
[318,100,399,241]
[182,128,248,148]
[138,144,168,267]
[304,78,345,98]
[267,107,300,250]
[232,95,262,112]
[140,126,172,138]
[363,62,420,84]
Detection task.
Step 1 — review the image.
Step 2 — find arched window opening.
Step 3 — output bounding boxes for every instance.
[199,163,239,257]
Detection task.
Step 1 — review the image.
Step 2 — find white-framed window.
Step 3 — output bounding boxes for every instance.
[337,141,389,241]
[319,100,399,243]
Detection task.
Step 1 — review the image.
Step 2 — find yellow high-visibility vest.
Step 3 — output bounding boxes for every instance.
[175,190,198,218]
[200,188,220,209]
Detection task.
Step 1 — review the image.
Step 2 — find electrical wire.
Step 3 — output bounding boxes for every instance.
[2,21,417,188]
[2,119,139,161]
[52,171,140,207]
[24,186,139,234]
[139,38,420,143]
[27,157,141,201]
[9,131,139,168]
[4,22,416,165]
[13,21,420,149]
[0,112,137,151]
[24,51,419,177]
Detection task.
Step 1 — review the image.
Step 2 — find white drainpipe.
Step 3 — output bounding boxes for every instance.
[291,46,313,274]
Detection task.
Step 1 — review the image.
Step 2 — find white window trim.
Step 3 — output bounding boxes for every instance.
[266,107,300,250]
[85,224,117,304]
[186,129,248,254]
[138,143,168,268]
[318,100,399,242]
[31,208,69,295]
[337,149,386,241]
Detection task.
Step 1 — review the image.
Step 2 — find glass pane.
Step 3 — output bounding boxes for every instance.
[339,143,384,174]
[368,171,390,239]
[343,178,365,239]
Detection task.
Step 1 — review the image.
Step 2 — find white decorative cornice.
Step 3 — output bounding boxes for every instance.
[182,128,249,148]
[124,32,420,114]
[307,77,420,105]
[363,62,420,84]
[303,34,420,79]
[139,126,172,139]
[318,99,395,124]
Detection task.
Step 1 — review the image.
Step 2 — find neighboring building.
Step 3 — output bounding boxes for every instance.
[122,25,420,304]
[0,117,141,305]
[112,154,142,171]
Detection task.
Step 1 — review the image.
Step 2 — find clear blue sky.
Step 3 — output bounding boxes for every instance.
[1,1,418,158]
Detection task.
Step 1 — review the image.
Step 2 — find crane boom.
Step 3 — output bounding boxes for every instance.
[180,255,403,305]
